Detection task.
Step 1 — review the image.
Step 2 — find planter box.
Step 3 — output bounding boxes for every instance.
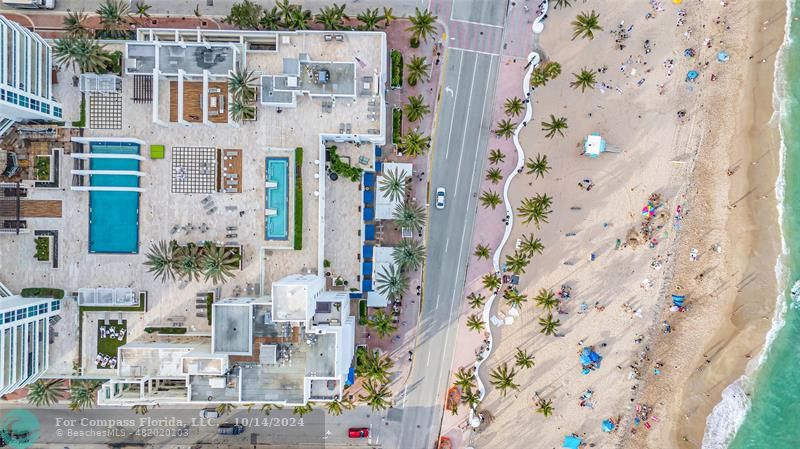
[34,155,52,182]
[34,235,51,262]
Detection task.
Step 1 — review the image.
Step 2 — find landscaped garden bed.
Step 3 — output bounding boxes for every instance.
[34,236,50,262]
[390,50,403,88]
[34,155,51,181]
[144,327,187,334]
[294,147,303,251]
[327,146,363,182]
[392,108,403,145]
[21,287,64,299]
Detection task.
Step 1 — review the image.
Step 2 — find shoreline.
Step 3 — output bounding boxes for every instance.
[627,1,787,448]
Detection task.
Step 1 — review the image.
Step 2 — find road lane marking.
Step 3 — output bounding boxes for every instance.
[449,46,501,56]
[402,385,408,408]
[445,237,450,253]
[453,59,479,198]
[450,18,504,29]
[435,293,441,308]
[444,52,465,160]
[426,351,432,367]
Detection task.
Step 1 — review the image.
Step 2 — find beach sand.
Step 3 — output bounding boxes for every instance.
[465,1,784,448]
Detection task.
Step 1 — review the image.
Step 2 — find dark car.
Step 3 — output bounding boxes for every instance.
[218,423,245,435]
[348,427,369,438]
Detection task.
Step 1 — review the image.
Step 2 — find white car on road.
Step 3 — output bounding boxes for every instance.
[435,187,446,209]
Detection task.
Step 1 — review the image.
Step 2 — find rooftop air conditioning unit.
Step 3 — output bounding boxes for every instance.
[287,76,298,88]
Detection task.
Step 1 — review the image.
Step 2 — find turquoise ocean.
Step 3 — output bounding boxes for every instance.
[704,1,800,447]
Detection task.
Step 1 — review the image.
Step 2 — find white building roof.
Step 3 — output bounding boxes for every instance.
[368,246,395,307]
[375,162,413,220]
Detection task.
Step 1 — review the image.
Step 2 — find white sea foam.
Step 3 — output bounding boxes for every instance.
[701,2,794,448]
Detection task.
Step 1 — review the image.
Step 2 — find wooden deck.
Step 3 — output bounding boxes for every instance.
[0,199,63,218]
[169,81,228,124]
[221,149,242,193]
[229,327,300,363]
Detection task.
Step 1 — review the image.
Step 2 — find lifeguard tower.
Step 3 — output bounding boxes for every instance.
[583,133,620,158]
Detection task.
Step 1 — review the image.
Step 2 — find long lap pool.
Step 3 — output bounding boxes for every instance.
[265,157,289,240]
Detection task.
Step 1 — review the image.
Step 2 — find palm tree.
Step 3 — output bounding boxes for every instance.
[489,363,519,397]
[570,68,597,92]
[480,190,502,210]
[52,38,112,74]
[488,149,506,165]
[293,403,314,417]
[514,348,535,369]
[467,292,486,309]
[175,243,202,282]
[505,251,530,275]
[572,10,603,40]
[131,404,151,415]
[286,6,312,30]
[518,197,551,228]
[63,11,90,37]
[541,115,568,138]
[96,0,131,39]
[215,403,237,416]
[504,289,528,309]
[543,61,561,79]
[534,288,559,313]
[275,0,294,23]
[68,380,101,411]
[529,67,549,88]
[525,153,550,179]
[382,7,396,27]
[229,67,257,103]
[144,240,177,282]
[134,1,152,22]
[399,130,431,157]
[393,201,426,232]
[357,8,382,31]
[356,349,394,382]
[406,7,438,43]
[226,0,263,29]
[406,56,431,86]
[539,314,560,336]
[393,238,426,272]
[462,387,480,409]
[485,167,503,184]
[231,98,256,122]
[494,119,516,139]
[315,3,348,30]
[482,272,501,291]
[260,403,283,415]
[466,314,485,332]
[473,244,491,260]
[379,167,409,203]
[518,233,545,258]
[27,379,66,407]
[360,379,392,411]
[533,192,553,210]
[537,397,554,417]
[260,7,282,30]
[504,97,524,117]
[404,94,430,122]
[325,396,354,416]
[368,309,398,338]
[375,265,408,301]
[554,0,572,8]
[453,368,475,390]
[201,242,240,285]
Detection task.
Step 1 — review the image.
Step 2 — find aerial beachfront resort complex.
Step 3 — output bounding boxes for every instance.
[0,24,388,409]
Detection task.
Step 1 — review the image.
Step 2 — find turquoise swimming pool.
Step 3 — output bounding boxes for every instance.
[265,157,288,240]
[88,142,141,254]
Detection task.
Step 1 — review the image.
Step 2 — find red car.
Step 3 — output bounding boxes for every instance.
[348,428,369,438]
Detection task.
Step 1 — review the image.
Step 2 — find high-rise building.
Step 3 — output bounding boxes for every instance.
[0,282,61,395]
[0,15,64,136]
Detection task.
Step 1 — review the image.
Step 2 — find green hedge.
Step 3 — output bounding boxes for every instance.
[358,300,368,326]
[34,236,49,261]
[21,288,64,299]
[392,108,402,145]
[328,146,363,182]
[144,327,187,334]
[390,50,403,88]
[34,156,50,181]
[206,293,213,326]
[294,147,303,251]
[72,95,86,128]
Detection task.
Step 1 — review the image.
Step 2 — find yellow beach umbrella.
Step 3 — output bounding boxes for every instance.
[673,0,682,4]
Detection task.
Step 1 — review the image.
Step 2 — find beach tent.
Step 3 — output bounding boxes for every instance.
[602,419,616,433]
[583,133,607,158]
[718,51,730,62]
[672,295,685,307]
[563,436,582,449]
[687,70,699,81]
[579,347,603,368]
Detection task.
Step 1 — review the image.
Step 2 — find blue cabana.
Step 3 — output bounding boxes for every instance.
[365,224,375,241]
[363,207,375,221]
[375,146,382,158]
[563,436,582,449]
[672,295,685,307]
[362,245,374,259]
[349,292,362,299]
[375,161,383,172]
[364,172,376,187]
[364,189,375,205]
[346,367,355,386]
[362,279,373,292]
[362,262,373,276]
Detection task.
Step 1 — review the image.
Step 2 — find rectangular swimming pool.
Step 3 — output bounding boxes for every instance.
[265,157,288,240]
[88,141,141,254]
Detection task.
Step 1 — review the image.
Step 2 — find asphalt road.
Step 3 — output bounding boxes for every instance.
[0,0,428,16]
[394,2,503,445]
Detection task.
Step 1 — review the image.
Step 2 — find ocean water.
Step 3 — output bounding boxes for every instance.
[705,1,800,447]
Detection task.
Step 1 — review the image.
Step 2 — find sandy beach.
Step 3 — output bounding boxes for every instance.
[453,1,785,448]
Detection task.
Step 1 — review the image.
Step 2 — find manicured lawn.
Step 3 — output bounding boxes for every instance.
[96,320,127,369]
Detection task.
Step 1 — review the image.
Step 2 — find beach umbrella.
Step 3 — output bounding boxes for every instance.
[673,0,683,4]
[683,48,695,57]
[687,70,699,81]
[672,295,685,307]
[717,51,730,62]
[563,436,582,449]
[602,419,616,432]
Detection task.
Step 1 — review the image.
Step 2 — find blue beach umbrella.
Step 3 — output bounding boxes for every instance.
[717,51,730,62]
[563,436,582,449]
[602,419,616,432]
[687,70,699,81]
